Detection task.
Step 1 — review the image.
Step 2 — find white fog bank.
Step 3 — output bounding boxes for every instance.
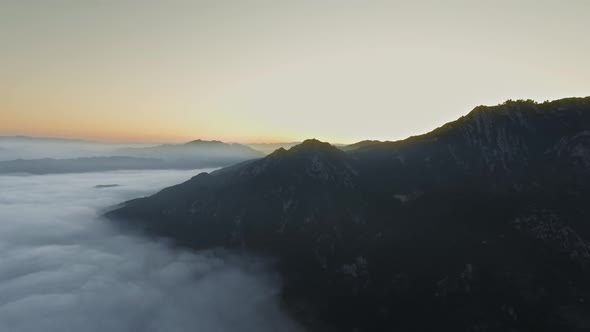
[0,169,302,332]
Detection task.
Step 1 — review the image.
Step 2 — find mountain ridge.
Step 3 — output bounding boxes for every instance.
[107,97,590,331]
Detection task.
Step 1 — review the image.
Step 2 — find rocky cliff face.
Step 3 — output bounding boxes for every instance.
[107,97,590,332]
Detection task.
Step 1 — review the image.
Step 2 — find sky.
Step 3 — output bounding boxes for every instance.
[1,0,589,144]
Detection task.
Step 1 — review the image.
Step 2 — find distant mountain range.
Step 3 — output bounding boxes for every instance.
[246,141,382,154]
[108,97,590,331]
[338,139,384,152]
[0,156,168,174]
[0,135,388,174]
[0,136,144,161]
[245,142,302,155]
[113,139,264,164]
[0,139,264,174]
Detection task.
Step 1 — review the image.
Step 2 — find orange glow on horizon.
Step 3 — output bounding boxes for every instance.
[2,2,589,146]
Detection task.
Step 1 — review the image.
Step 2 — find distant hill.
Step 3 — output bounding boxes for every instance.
[0,140,265,174]
[248,140,384,154]
[114,139,264,165]
[0,156,167,174]
[107,97,590,331]
[338,140,384,152]
[246,142,301,155]
[0,136,150,161]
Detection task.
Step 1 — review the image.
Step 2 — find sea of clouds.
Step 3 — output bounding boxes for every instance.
[0,169,302,332]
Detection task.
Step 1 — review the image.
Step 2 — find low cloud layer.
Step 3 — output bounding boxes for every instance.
[0,169,302,332]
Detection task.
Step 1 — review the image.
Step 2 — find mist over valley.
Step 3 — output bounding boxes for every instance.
[0,169,302,332]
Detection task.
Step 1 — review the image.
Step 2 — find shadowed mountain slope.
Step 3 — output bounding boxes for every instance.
[107,97,590,331]
[338,140,384,152]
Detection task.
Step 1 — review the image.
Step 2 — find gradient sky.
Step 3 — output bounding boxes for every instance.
[1,0,589,144]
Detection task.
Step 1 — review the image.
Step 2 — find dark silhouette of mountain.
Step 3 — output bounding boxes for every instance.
[247,140,383,155]
[107,97,590,331]
[246,142,302,155]
[339,139,384,152]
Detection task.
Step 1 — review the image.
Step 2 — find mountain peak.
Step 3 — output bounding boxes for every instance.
[300,138,326,145]
[340,140,384,152]
[289,139,339,153]
[184,139,224,145]
[238,138,357,184]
